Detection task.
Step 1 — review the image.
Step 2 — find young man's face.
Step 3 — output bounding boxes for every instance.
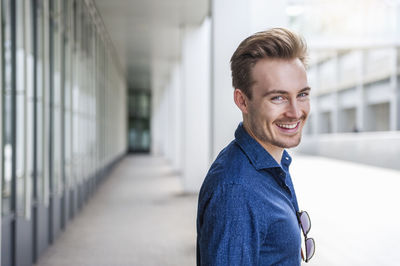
[244,58,310,150]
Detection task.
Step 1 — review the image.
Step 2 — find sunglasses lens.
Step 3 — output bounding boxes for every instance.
[305,238,315,261]
[300,211,311,234]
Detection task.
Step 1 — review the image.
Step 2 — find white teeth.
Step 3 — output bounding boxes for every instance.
[277,123,298,129]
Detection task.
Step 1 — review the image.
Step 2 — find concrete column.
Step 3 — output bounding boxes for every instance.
[168,63,183,172]
[390,48,398,131]
[161,82,170,157]
[210,0,288,159]
[150,70,165,156]
[356,50,366,132]
[180,18,211,192]
[151,58,176,157]
[332,53,339,133]
[397,47,400,131]
[311,65,320,135]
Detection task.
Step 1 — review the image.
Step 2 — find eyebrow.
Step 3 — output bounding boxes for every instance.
[263,87,311,97]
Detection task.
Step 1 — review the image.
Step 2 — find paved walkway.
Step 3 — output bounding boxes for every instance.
[35,153,400,266]
[35,155,197,266]
[291,153,400,266]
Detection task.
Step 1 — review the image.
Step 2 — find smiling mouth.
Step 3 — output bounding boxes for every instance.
[276,121,300,132]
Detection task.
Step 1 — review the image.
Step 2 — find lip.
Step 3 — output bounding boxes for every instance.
[275,121,301,133]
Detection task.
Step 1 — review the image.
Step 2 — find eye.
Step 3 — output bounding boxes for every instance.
[271,96,283,100]
[298,92,309,99]
[271,96,285,103]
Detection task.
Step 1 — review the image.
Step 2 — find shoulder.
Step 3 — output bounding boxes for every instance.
[204,140,254,185]
[198,180,263,225]
[198,140,264,206]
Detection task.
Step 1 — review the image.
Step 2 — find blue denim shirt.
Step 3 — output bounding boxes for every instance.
[197,123,301,266]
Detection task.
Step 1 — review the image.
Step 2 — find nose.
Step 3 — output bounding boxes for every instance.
[285,100,302,119]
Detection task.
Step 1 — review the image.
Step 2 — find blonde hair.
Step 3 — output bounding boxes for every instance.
[230,28,307,99]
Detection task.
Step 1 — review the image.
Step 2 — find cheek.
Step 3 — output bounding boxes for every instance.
[263,104,285,120]
[248,101,265,118]
[302,101,311,115]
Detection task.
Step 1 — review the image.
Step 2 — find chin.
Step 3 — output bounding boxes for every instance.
[276,135,302,149]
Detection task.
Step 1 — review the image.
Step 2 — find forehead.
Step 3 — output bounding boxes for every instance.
[251,58,308,94]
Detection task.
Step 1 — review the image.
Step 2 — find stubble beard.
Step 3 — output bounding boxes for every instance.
[248,117,303,149]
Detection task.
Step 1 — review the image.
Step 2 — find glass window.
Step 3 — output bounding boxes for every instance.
[71,0,81,185]
[24,0,34,220]
[15,0,33,219]
[2,0,14,215]
[365,103,390,132]
[63,0,72,190]
[0,0,3,217]
[50,0,63,196]
[42,0,50,207]
[35,0,47,205]
[128,90,151,153]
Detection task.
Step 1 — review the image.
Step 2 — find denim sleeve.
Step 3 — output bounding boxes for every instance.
[197,183,263,266]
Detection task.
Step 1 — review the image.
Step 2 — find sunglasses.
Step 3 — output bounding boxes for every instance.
[297,211,315,263]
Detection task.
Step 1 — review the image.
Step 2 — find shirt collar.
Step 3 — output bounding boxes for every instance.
[234,122,292,170]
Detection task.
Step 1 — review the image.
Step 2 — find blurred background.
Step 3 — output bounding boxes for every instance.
[1,0,400,265]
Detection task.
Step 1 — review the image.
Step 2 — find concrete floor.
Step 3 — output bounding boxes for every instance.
[35,153,400,266]
[35,155,197,266]
[292,154,400,266]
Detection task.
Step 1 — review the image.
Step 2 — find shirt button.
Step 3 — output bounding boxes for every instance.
[285,157,289,160]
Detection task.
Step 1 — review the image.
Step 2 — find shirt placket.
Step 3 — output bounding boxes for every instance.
[278,169,300,212]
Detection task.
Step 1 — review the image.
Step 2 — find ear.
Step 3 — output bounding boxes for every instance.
[234,89,249,114]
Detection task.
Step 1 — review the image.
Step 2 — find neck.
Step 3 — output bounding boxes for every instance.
[242,122,284,164]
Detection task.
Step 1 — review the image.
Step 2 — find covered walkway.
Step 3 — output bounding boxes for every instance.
[35,156,197,266]
[35,154,400,266]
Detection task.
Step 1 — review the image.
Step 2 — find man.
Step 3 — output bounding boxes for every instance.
[196,28,314,265]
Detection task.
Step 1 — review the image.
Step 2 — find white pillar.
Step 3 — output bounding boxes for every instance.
[332,54,339,133]
[390,48,398,131]
[150,70,164,156]
[397,47,400,131]
[168,63,183,171]
[151,57,176,157]
[180,18,211,192]
[161,82,169,157]
[356,51,366,132]
[210,0,288,159]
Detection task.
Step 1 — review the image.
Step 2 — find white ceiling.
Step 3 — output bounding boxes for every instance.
[94,0,209,90]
